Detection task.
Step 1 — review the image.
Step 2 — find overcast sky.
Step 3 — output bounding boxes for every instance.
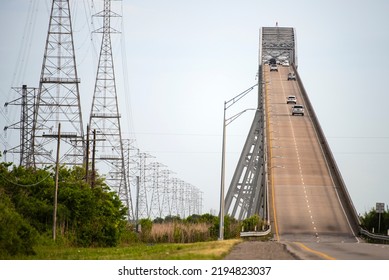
[1,0,389,216]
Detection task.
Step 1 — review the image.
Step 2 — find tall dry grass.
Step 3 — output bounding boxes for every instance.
[149,222,213,243]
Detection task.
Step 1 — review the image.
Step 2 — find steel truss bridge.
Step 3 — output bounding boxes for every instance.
[224,27,389,259]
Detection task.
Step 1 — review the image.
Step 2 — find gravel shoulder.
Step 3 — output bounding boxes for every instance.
[224,241,298,260]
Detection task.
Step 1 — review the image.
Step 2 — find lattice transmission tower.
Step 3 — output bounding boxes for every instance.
[160,169,174,217]
[136,152,154,219]
[122,138,137,220]
[148,162,166,219]
[32,0,85,167]
[3,85,37,167]
[88,0,133,219]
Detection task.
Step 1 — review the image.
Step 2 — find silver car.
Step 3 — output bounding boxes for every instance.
[270,64,278,72]
[291,105,304,116]
[287,95,297,104]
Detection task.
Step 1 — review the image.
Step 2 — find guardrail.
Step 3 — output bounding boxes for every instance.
[240,226,272,237]
[360,228,389,243]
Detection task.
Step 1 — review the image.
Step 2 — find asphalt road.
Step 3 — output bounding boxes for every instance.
[263,65,389,259]
[285,241,389,260]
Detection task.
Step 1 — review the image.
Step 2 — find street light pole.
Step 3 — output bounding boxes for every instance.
[219,102,227,240]
[218,84,258,241]
[218,108,258,240]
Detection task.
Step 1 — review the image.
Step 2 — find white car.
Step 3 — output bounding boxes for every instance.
[270,64,278,71]
[287,72,296,80]
[286,95,297,104]
[281,60,290,66]
[291,105,304,116]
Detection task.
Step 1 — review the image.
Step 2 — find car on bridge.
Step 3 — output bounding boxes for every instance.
[287,72,296,80]
[270,64,278,71]
[269,58,277,65]
[287,95,297,104]
[281,60,290,66]
[291,105,304,116]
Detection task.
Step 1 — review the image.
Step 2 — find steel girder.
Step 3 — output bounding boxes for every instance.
[224,65,267,221]
[260,26,297,67]
[224,27,297,221]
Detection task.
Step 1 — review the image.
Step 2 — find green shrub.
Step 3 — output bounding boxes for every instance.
[361,208,389,235]
[119,223,139,245]
[173,224,183,243]
[139,219,153,242]
[0,163,127,249]
[0,192,37,257]
[241,214,264,232]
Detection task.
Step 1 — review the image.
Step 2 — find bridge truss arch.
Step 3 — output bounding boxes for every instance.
[260,26,297,67]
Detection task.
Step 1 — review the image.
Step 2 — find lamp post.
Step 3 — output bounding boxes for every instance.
[219,102,227,241]
[218,84,258,240]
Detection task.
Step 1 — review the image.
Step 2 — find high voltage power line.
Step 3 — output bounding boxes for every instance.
[1,0,203,221]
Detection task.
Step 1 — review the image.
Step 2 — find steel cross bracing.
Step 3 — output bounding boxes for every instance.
[260,27,296,67]
[32,0,85,167]
[160,169,174,217]
[170,178,179,217]
[3,86,37,167]
[224,27,297,222]
[224,66,268,221]
[88,0,133,220]
[122,139,136,220]
[148,162,166,219]
[135,152,154,219]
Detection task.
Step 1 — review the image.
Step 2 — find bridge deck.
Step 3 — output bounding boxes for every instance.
[265,64,357,243]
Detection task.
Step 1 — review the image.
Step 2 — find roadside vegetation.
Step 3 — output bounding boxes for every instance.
[360,208,389,236]
[14,239,242,260]
[0,157,261,259]
[0,159,127,258]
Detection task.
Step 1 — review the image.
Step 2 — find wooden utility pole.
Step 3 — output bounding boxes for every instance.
[53,123,61,240]
[91,129,96,188]
[85,124,90,184]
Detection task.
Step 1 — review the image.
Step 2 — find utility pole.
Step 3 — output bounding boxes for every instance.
[85,125,90,184]
[91,129,97,189]
[53,123,61,240]
[136,176,140,231]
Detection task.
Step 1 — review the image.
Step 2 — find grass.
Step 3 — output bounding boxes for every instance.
[10,239,242,260]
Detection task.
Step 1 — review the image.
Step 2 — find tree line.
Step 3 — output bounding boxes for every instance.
[3,152,384,258]
[360,208,389,236]
[0,153,271,258]
[0,159,127,257]
[0,156,262,258]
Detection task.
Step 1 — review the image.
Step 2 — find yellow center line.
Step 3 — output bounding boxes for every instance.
[264,67,279,241]
[294,242,336,260]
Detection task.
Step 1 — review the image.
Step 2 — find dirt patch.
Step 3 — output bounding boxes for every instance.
[224,241,298,260]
